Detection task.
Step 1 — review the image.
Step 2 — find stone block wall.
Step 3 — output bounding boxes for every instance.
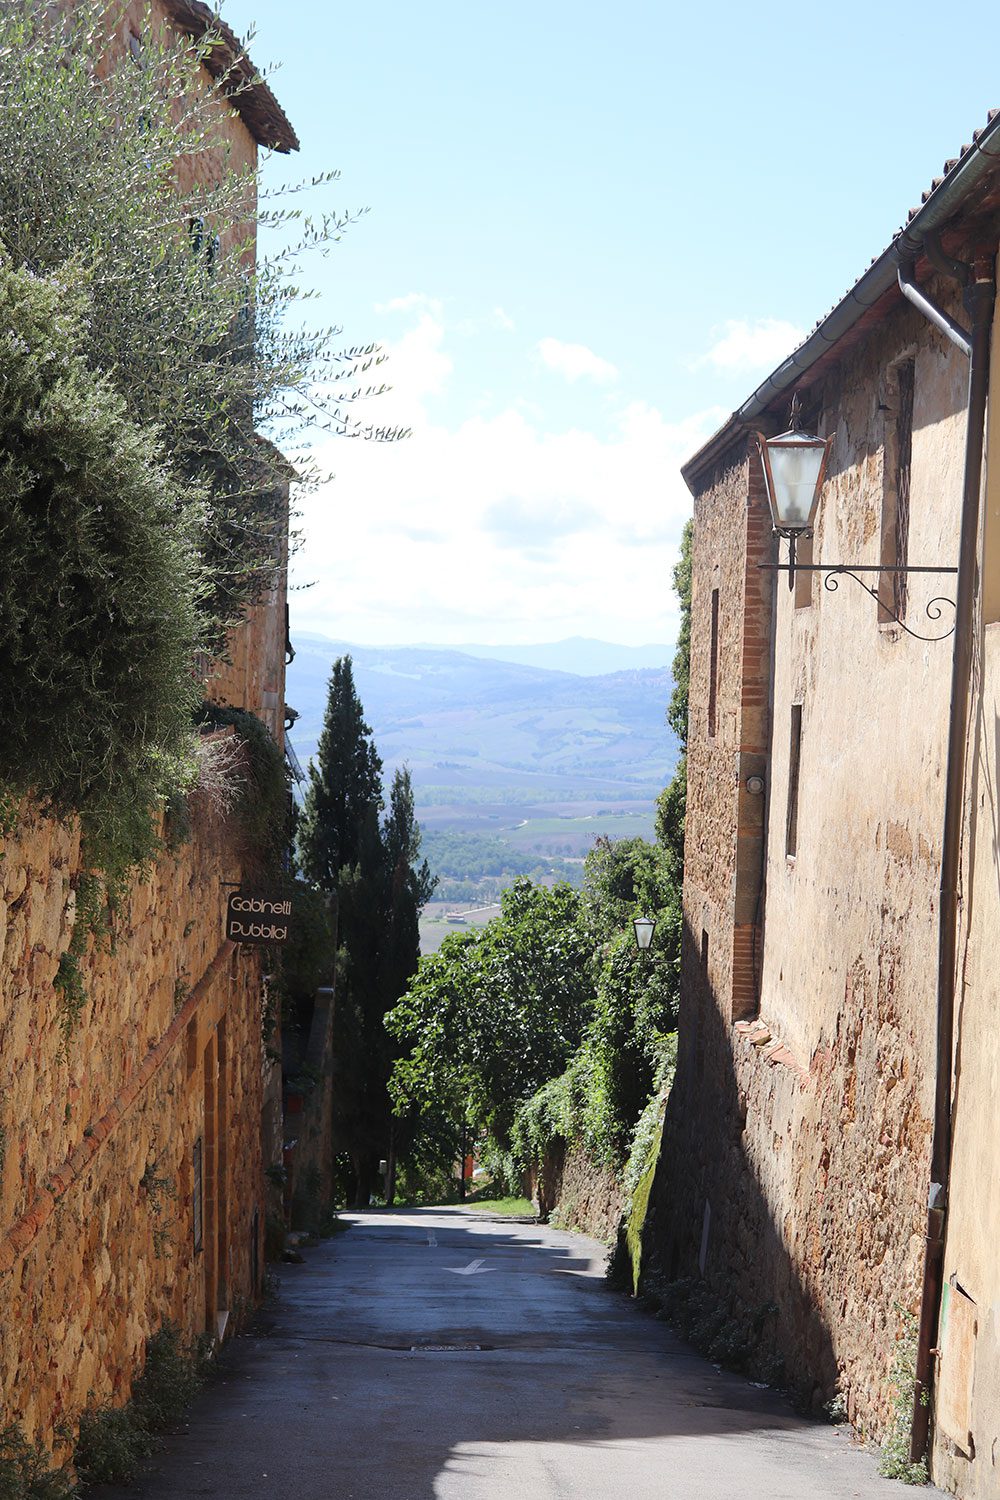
[530,1141,625,1246]
[0,801,275,1454]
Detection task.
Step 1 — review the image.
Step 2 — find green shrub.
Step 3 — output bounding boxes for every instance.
[0,1425,75,1500]
[74,1405,153,1487]
[512,1050,591,1167]
[878,1307,929,1484]
[0,256,201,880]
[53,873,109,1042]
[132,1324,206,1432]
[74,1323,207,1485]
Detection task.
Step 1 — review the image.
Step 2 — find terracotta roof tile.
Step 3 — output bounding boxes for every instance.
[162,0,298,153]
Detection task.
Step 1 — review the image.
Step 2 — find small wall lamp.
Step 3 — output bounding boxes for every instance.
[756,394,832,541]
[633,916,656,951]
[756,391,957,641]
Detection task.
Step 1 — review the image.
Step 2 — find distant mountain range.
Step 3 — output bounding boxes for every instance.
[415,637,673,676]
[285,635,678,802]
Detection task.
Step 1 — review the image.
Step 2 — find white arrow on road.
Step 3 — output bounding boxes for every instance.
[445,1257,493,1276]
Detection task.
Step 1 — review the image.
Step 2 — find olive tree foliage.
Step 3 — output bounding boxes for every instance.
[0,255,201,877]
[0,1,406,636]
[0,2,401,876]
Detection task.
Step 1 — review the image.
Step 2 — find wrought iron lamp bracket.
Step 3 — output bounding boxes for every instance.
[759,557,958,642]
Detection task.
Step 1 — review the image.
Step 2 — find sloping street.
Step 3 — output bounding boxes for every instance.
[108,1209,930,1499]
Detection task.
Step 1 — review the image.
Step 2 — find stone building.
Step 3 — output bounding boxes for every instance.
[0,1,298,1456]
[643,114,1000,1496]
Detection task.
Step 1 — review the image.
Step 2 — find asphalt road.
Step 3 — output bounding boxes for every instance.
[113,1207,933,1499]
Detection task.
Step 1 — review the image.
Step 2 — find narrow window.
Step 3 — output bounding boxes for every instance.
[794,531,814,609]
[786,703,803,858]
[701,928,709,970]
[192,1137,203,1253]
[879,359,915,623]
[708,588,720,737]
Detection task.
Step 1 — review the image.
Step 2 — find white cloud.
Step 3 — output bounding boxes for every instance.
[374,291,444,318]
[492,306,515,331]
[536,336,619,384]
[696,317,805,373]
[290,303,722,647]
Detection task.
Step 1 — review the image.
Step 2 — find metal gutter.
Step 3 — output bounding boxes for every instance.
[682,113,1000,487]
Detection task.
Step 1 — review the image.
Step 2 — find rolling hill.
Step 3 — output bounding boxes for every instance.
[284,635,678,945]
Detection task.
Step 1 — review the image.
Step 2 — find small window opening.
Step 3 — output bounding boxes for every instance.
[701,928,709,970]
[192,1137,203,1252]
[786,703,803,858]
[879,358,915,623]
[189,216,220,273]
[708,588,720,738]
[794,532,814,609]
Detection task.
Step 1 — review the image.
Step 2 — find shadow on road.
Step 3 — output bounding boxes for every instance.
[96,1207,910,1500]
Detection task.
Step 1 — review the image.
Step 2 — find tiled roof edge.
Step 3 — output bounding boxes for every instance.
[683,110,1000,489]
[162,0,299,153]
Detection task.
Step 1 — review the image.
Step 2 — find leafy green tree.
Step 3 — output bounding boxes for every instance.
[388,879,593,1183]
[576,838,679,1161]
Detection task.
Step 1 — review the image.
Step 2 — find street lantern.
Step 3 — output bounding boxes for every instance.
[756,394,832,536]
[633,916,655,951]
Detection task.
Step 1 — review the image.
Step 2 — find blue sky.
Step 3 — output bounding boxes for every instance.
[226,0,1000,647]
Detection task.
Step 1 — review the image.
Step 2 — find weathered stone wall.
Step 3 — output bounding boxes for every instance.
[645,284,970,1438]
[0,5,292,1457]
[0,803,274,1452]
[530,1142,624,1246]
[284,987,336,1226]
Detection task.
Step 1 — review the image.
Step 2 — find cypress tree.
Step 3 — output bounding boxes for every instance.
[296,660,435,1206]
[379,769,437,1202]
[297,655,383,890]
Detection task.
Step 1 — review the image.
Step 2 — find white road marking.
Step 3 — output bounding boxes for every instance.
[446,1257,493,1276]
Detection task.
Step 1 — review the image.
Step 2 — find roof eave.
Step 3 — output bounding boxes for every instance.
[161,0,299,153]
[682,110,1000,491]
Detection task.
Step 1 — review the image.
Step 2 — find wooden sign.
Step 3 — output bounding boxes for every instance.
[226,890,293,945]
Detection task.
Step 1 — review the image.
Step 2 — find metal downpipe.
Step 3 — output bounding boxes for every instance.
[909,249,995,1465]
[897,263,972,357]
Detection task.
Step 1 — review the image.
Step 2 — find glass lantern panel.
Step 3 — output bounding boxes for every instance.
[633,917,655,950]
[765,432,826,530]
